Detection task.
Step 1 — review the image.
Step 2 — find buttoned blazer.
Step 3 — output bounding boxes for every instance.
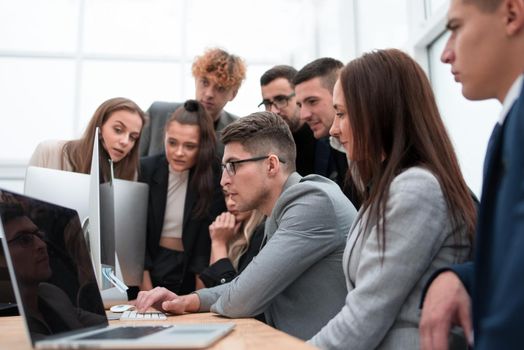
[310,167,471,350]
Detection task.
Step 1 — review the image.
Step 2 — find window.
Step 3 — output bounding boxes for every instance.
[428,32,500,196]
[0,0,353,191]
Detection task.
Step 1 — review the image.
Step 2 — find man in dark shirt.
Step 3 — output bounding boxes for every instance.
[259,65,317,176]
[294,58,360,208]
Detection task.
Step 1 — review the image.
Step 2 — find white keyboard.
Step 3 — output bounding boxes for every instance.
[119,310,167,321]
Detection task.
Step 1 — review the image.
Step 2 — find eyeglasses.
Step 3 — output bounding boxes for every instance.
[222,155,286,176]
[7,229,46,248]
[258,92,296,111]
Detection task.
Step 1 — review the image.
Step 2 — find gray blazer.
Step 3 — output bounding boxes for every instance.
[139,101,238,158]
[309,167,471,350]
[196,173,357,340]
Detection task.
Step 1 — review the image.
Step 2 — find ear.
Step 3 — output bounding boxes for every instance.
[505,0,524,35]
[266,154,280,177]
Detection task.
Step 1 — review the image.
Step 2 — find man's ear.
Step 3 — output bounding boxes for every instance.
[266,155,280,177]
[505,0,524,35]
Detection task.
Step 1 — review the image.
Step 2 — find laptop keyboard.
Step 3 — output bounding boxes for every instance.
[78,326,170,340]
[120,310,167,321]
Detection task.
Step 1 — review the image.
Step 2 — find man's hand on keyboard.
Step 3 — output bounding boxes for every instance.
[135,287,177,313]
[135,287,200,315]
[160,294,199,315]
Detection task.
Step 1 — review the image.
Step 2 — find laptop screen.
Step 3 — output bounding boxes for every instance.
[0,189,108,343]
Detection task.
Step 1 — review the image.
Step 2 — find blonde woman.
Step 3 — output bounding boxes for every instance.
[200,191,265,288]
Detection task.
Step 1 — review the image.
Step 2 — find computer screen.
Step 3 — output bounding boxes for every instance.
[0,188,107,340]
[112,179,148,287]
[23,129,148,292]
[24,167,90,225]
[87,129,115,289]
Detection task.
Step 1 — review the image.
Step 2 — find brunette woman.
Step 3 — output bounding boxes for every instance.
[139,100,225,294]
[310,49,476,350]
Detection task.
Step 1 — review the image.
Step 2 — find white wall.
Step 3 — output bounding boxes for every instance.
[428,32,500,196]
[0,0,502,197]
[0,0,355,191]
[350,0,501,197]
[406,0,501,197]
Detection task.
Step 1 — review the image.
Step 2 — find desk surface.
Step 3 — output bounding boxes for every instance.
[0,312,317,350]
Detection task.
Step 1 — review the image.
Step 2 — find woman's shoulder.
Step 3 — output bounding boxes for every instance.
[392,166,441,191]
[138,154,167,181]
[140,154,166,170]
[389,166,445,207]
[29,140,69,169]
[34,139,68,153]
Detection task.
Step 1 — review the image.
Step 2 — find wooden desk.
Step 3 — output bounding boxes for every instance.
[0,312,317,349]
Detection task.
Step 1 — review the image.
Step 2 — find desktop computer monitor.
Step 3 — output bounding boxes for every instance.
[24,167,90,225]
[112,179,148,286]
[87,130,115,289]
[24,167,148,289]
[23,129,148,294]
[23,165,110,289]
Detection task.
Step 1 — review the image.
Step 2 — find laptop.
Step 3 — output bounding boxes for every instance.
[0,188,234,349]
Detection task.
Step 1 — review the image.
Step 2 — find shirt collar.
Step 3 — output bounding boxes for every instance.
[499,75,523,124]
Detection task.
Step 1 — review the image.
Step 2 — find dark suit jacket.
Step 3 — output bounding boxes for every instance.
[139,101,238,159]
[139,154,226,294]
[199,222,265,288]
[452,81,524,349]
[293,124,317,177]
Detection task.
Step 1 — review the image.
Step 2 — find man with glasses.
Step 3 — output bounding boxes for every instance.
[140,48,246,158]
[136,112,356,340]
[259,65,317,176]
[294,57,359,208]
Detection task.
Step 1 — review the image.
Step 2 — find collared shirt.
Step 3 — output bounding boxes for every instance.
[499,75,523,125]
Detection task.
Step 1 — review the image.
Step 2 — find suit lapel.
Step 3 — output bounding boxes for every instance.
[264,173,302,242]
[481,122,505,195]
[477,110,510,237]
[314,137,331,176]
[151,158,169,242]
[182,169,197,253]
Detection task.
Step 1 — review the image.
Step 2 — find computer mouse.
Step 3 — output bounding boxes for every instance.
[109,304,135,313]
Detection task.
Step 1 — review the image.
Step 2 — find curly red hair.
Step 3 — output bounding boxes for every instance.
[192,48,246,91]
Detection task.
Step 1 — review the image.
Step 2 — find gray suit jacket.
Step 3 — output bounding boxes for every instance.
[309,167,471,350]
[196,173,357,340]
[139,101,238,159]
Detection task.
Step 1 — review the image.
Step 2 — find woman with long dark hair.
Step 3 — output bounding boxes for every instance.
[309,49,476,349]
[139,99,225,294]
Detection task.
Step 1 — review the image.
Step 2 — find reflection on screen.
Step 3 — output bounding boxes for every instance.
[0,189,107,341]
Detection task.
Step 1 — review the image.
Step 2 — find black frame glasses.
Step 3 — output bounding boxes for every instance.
[222,155,286,176]
[258,92,296,111]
